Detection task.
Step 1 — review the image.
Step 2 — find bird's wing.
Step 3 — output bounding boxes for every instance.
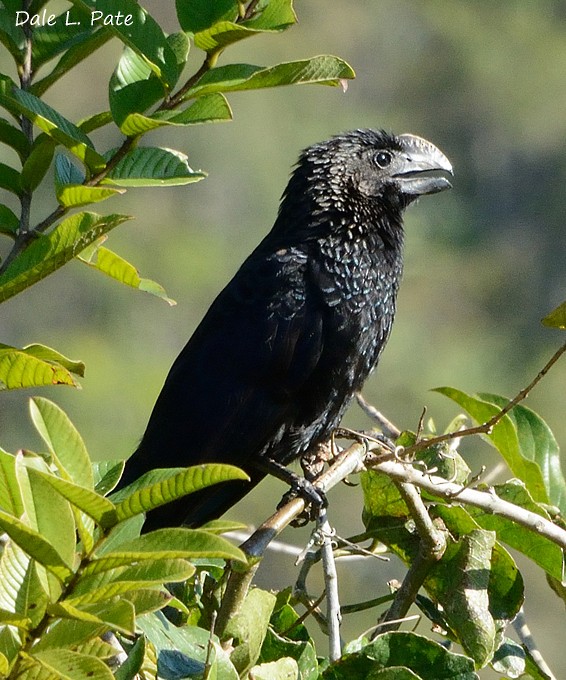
[135,246,326,472]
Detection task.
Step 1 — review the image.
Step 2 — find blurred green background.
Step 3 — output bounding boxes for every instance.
[1,1,566,674]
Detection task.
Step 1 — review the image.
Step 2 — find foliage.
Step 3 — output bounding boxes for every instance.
[0,0,354,390]
[1,1,566,679]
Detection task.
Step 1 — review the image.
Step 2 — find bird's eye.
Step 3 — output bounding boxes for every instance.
[374,151,392,168]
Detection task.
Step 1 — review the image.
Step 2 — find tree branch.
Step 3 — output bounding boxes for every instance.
[375,481,446,635]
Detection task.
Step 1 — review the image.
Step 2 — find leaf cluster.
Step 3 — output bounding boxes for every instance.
[0,396,247,678]
[0,0,354,390]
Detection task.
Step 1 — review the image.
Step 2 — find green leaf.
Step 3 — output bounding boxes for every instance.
[32,616,107,653]
[0,116,30,160]
[117,93,233,136]
[0,204,19,238]
[78,243,175,305]
[86,528,246,576]
[194,1,296,52]
[58,184,124,207]
[93,459,124,495]
[259,628,318,680]
[23,465,76,584]
[0,343,82,389]
[22,648,114,679]
[54,151,84,186]
[65,580,168,607]
[186,56,356,97]
[434,387,549,503]
[113,464,249,520]
[225,588,277,675]
[0,448,24,516]
[0,509,73,583]
[479,393,566,514]
[0,211,130,303]
[0,541,48,628]
[29,397,93,488]
[0,608,30,628]
[167,30,190,72]
[243,0,297,31]
[50,598,135,635]
[102,146,207,186]
[31,6,97,66]
[542,301,566,329]
[109,46,165,131]
[0,12,25,60]
[113,636,145,680]
[0,162,21,195]
[194,17,292,52]
[28,469,117,528]
[430,506,524,657]
[321,631,477,679]
[20,136,56,192]
[137,610,239,680]
[491,638,525,679]
[73,0,178,87]
[78,110,113,134]
[55,151,121,206]
[466,479,563,580]
[175,0,237,34]
[32,28,113,97]
[250,658,299,680]
[74,557,194,597]
[152,93,233,126]
[0,85,106,172]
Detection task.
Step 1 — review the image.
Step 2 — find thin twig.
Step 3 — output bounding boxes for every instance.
[375,482,446,635]
[317,509,341,661]
[513,607,556,680]
[356,392,401,439]
[368,457,566,550]
[406,341,566,457]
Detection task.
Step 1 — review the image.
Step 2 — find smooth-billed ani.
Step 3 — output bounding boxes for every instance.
[119,129,453,530]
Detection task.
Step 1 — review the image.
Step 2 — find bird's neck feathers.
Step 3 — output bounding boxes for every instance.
[272,158,405,255]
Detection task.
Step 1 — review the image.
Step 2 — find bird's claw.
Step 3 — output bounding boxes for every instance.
[278,477,327,526]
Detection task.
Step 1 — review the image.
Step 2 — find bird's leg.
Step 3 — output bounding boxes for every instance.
[253,455,327,523]
[301,440,335,481]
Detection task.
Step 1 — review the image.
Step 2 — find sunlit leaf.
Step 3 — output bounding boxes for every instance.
[21,647,114,679]
[73,0,178,87]
[28,469,116,528]
[78,243,175,305]
[102,147,206,186]
[0,211,130,302]
[434,387,549,504]
[0,85,106,171]
[0,344,81,389]
[542,301,566,330]
[114,464,248,520]
[30,397,93,488]
[85,528,246,577]
[186,56,355,97]
[0,509,73,583]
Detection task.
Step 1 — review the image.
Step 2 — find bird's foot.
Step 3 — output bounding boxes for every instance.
[254,455,327,526]
[278,477,327,526]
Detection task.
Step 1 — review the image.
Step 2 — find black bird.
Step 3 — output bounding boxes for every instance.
[120,129,452,530]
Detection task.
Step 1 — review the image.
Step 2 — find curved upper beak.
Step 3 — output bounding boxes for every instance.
[395,133,453,196]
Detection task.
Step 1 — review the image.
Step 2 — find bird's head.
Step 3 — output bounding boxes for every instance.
[309,128,452,205]
[275,129,452,242]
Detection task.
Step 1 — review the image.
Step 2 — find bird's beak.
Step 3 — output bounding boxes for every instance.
[394,134,453,196]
